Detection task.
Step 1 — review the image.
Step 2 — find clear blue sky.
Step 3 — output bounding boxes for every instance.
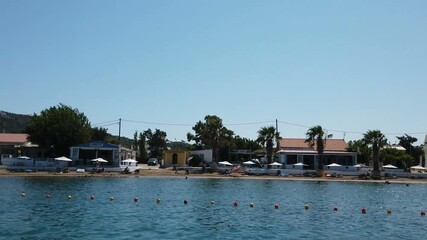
[1,0,426,145]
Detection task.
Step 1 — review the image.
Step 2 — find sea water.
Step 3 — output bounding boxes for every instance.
[0,177,426,239]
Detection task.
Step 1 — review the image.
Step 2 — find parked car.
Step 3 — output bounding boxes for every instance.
[148,158,158,166]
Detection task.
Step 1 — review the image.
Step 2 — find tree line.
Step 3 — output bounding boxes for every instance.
[25,104,424,172]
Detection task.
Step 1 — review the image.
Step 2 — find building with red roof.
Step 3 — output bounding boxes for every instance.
[0,133,42,157]
[277,138,358,170]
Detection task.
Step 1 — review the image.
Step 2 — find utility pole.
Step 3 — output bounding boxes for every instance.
[118,118,121,145]
[275,119,279,148]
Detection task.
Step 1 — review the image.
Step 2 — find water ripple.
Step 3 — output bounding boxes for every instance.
[1,178,427,239]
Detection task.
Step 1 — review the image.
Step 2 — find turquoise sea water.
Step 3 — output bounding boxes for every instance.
[0,177,426,240]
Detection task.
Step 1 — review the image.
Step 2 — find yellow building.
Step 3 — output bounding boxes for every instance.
[164,150,190,167]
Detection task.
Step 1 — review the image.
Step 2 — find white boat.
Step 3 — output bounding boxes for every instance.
[119,159,140,173]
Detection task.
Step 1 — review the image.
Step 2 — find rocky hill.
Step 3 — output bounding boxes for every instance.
[0,110,31,133]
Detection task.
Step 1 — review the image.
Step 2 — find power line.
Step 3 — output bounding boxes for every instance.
[122,119,192,127]
[93,118,427,137]
[278,121,427,136]
[92,119,119,126]
[277,121,311,129]
[224,121,275,126]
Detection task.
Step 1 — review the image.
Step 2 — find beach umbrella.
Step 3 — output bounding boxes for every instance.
[383,164,398,169]
[218,161,233,166]
[410,165,426,170]
[54,156,72,162]
[269,162,283,166]
[327,163,342,167]
[293,162,308,166]
[91,158,108,163]
[353,164,365,168]
[242,161,256,165]
[121,159,137,163]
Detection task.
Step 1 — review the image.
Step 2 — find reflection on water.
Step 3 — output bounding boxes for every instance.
[0,177,427,239]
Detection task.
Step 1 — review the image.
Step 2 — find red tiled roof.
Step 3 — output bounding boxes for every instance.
[0,133,29,144]
[279,138,348,152]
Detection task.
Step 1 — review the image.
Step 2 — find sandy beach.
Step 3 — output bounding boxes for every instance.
[1,167,427,184]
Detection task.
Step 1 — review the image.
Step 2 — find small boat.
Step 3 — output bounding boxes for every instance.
[120,159,140,173]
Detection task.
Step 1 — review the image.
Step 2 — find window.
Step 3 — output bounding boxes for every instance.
[287,155,297,164]
[172,153,178,165]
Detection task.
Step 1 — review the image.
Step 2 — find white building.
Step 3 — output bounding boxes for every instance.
[277,138,358,170]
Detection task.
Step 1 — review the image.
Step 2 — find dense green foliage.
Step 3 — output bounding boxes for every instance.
[346,139,372,165]
[25,104,92,156]
[305,125,332,172]
[91,127,109,141]
[256,126,279,164]
[397,134,424,165]
[133,131,148,162]
[143,129,167,159]
[380,148,413,168]
[187,115,234,162]
[362,130,387,178]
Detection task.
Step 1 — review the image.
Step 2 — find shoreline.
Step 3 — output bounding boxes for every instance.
[1,168,427,184]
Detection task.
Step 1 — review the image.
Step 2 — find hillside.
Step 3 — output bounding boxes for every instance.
[0,110,31,133]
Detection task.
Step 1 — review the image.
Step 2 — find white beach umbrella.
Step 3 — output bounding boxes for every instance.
[383,164,398,169]
[353,164,365,168]
[218,161,233,166]
[327,163,342,167]
[410,165,426,170]
[293,162,308,166]
[121,159,137,163]
[269,162,283,166]
[91,158,108,163]
[54,156,72,162]
[242,161,256,165]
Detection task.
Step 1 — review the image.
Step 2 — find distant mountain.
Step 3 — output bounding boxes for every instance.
[0,110,32,133]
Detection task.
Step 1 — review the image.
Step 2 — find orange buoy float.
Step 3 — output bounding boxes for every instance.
[233,201,238,207]
[274,204,279,209]
[421,211,426,216]
[361,208,366,214]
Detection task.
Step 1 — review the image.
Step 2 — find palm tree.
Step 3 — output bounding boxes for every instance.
[362,130,387,179]
[256,126,279,165]
[305,125,332,176]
